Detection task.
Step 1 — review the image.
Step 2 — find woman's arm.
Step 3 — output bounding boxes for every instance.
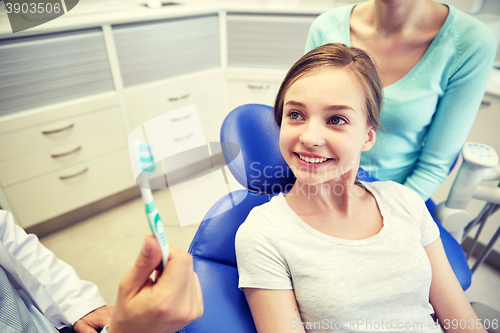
[244,288,306,333]
[403,21,496,201]
[425,238,487,333]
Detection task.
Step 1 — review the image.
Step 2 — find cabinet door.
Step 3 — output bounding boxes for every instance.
[227,13,317,69]
[113,14,220,88]
[0,28,114,116]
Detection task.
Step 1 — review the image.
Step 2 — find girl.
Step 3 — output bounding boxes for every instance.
[235,44,485,333]
[305,0,496,201]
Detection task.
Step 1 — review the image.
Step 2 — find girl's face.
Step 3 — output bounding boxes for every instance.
[279,67,376,186]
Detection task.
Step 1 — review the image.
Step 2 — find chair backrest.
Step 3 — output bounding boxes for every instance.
[220,104,296,193]
[181,104,471,333]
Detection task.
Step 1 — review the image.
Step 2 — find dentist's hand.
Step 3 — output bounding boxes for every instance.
[108,236,203,333]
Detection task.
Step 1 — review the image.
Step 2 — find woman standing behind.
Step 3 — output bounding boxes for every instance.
[305,0,496,200]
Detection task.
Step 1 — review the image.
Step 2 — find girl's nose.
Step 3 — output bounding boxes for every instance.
[299,121,326,148]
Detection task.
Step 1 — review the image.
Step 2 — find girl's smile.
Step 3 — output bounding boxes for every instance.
[294,152,333,169]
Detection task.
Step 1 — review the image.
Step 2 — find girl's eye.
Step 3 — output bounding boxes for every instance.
[289,111,303,120]
[328,116,346,125]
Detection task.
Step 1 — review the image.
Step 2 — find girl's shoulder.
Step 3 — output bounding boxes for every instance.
[237,194,289,233]
[362,180,414,198]
[365,181,437,237]
[362,181,425,214]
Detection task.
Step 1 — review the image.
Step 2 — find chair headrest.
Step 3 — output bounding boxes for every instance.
[221,104,296,194]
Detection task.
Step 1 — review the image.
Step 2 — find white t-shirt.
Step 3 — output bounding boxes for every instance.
[235,181,441,332]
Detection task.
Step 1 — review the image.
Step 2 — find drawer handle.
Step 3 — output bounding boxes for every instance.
[51,145,82,158]
[59,167,88,180]
[173,132,193,141]
[481,99,491,107]
[168,93,190,102]
[42,122,75,135]
[170,113,192,121]
[248,84,270,90]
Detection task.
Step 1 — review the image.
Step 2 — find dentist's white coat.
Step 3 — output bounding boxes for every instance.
[0,210,106,330]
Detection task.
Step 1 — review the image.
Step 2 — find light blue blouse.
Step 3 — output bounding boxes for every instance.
[305,4,496,200]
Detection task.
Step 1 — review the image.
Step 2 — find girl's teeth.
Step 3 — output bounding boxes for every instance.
[299,154,328,163]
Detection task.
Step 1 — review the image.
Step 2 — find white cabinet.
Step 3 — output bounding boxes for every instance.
[0,27,122,229]
[0,13,224,230]
[0,93,133,228]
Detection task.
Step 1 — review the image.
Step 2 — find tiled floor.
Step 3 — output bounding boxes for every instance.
[40,187,500,312]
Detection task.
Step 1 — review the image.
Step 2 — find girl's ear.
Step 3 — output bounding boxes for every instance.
[361,127,376,152]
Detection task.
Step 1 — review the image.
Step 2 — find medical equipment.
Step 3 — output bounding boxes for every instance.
[135,140,169,268]
[435,142,500,274]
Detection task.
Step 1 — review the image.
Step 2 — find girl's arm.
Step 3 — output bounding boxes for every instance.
[425,238,487,333]
[243,288,306,333]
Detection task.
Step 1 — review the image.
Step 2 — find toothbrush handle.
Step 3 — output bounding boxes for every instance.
[145,201,170,267]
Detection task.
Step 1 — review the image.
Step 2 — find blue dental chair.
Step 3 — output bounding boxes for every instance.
[180,104,472,333]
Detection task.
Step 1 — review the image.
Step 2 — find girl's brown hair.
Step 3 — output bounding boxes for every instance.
[274,43,382,130]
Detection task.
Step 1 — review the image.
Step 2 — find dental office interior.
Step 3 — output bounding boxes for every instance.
[1,0,500,330]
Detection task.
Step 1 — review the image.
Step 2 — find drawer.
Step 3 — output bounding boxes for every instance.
[227,80,280,112]
[0,127,126,186]
[142,104,201,138]
[0,92,119,134]
[6,148,135,228]
[126,69,225,130]
[0,106,123,161]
